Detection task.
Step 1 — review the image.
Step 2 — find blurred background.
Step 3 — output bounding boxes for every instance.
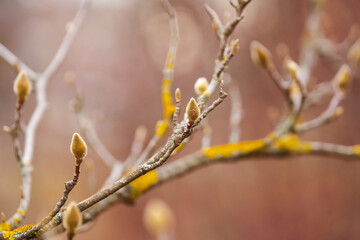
[1,0,360,239]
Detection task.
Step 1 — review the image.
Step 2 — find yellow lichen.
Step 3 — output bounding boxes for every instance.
[13,218,19,224]
[353,145,360,157]
[2,224,33,240]
[274,134,312,153]
[171,142,184,155]
[0,222,11,232]
[202,139,265,159]
[166,63,174,70]
[128,170,158,200]
[155,120,169,137]
[16,210,26,216]
[162,91,176,118]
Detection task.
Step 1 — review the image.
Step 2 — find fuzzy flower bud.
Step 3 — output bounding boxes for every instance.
[186,98,200,127]
[334,64,351,92]
[285,58,300,79]
[194,77,208,95]
[143,199,174,236]
[13,70,32,104]
[230,39,240,55]
[63,201,82,235]
[70,133,87,166]
[175,88,181,103]
[333,106,344,118]
[250,41,271,68]
[347,39,360,66]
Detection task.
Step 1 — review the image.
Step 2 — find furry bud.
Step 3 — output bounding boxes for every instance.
[70,133,87,166]
[63,201,82,235]
[250,41,271,68]
[186,98,200,126]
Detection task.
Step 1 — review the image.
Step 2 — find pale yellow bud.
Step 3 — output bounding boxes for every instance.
[143,199,174,236]
[230,39,240,55]
[13,70,32,104]
[135,125,147,142]
[70,133,87,166]
[175,88,181,102]
[285,58,300,79]
[334,64,351,92]
[63,201,82,235]
[334,106,344,118]
[347,39,360,66]
[250,41,271,68]
[194,77,208,95]
[3,126,11,133]
[186,98,200,126]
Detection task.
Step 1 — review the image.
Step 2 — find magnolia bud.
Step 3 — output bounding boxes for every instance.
[333,106,344,118]
[334,64,351,92]
[70,133,87,166]
[250,41,271,68]
[186,98,200,127]
[285,58,300,79]
[175,88,181,103]
[143,199,174,236]
[230,39,240,55]
[13,70,32,104]
[347,39,360,66]
[63,201,82,235]
[135,125,147,142]
[194,77,208,95]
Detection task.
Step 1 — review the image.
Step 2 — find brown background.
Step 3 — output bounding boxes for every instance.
[1,0,360,239]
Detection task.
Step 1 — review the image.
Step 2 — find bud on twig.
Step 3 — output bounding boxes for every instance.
[334,64,351,92]
[186,98,200,127]
[250,41,271,68]
[70,133,87,166]
[230,39,240,55]
[347,39,360,66]
[3,126,11,134]
[333,106,344,118]
[194,77,209,95]
[63,201,82,236]
[13,70,32,106]
[175,88,181,103]
[143,199,174,237]
[285,58,300,79]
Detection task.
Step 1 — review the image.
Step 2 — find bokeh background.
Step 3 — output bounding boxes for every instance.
[1,0,360,239]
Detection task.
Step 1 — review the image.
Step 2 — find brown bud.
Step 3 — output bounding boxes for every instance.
[250,41,271,68]
[186,98,200,126]
[175,88,181,103]
[63,201,82,235]
[230,39,240,55]
[13,70,32,104]
[70,133,87,166]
